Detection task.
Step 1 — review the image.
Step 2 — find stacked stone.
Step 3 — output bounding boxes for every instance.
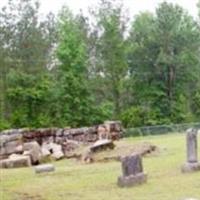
[104,121,123,140]
[0,121,123,168]
[97,121,123,140]
[0,131,23,160]
[63,127,98,143]
[0,121,122,146]
[22,128,57,144]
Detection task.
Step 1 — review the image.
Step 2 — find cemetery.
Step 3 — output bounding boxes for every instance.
[0,0,200,199]
[0,124,200,200]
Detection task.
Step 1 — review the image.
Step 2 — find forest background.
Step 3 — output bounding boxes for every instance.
[0,0,200,130]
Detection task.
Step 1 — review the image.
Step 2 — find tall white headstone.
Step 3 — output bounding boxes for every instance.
[181,128,200,173]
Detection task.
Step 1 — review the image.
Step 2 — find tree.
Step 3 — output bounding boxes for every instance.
[6,70,54,127]
[55,7,96,127]
[91,0,128,116]
[192,0,200,120]
[0,0,56,129]
[155,2,200,122]
[127,2,200,125]
[1,0,200,130]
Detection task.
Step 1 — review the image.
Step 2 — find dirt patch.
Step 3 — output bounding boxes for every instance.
[14,192,45,200]
[2,189,45,200]
[97,141,159,162]
[74,140,159,163]
[129,142,158,156]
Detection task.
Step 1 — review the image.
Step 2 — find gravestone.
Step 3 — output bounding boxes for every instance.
[117,154,147,187]
[34,164,55,174]
[181,128,200,173]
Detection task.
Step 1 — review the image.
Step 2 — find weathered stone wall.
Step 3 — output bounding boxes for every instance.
[0,121,123,161]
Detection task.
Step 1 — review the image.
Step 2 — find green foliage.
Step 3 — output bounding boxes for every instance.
[120,105,171,128]
[0,119,10,131]
[120,106,147,127]
[0,0,200,130]
[0,0,57,129]
[55,7,100,127]
[127,2,200,126]
[93,101,115,124]
[193,91,200,119]
[91,0,128,116]
[6,70,54,128]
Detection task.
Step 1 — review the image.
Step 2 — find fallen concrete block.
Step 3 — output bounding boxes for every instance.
[90,139,115,152]
[34,164,55,174]
[0,154,31,168]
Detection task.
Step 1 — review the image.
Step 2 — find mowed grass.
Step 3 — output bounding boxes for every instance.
[0,133,200,200]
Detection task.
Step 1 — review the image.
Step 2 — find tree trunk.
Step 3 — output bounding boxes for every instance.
[167,65,175,115]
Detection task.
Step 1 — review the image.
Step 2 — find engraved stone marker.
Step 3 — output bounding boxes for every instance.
[118,154,147,187]
[181,128,200,173]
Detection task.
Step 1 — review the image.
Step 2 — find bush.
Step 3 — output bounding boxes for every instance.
[0,119,11,132]
[120,106,146,128]
[120,106,171,128]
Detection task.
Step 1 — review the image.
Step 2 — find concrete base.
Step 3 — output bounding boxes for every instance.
[181,162,200,173]
[34,164,55,174]
[117,173,147,187]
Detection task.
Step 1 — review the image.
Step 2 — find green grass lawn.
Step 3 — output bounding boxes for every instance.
[1,133,200,200]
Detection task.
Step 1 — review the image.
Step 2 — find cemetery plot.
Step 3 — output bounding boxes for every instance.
[1,133,200,200]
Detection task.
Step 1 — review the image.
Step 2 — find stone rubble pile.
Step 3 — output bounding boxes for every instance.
[0,121,123,168]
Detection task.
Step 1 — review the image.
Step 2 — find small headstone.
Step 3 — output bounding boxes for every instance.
[118,154,147,187]
[34,164,55,174]
[181,128,200,173]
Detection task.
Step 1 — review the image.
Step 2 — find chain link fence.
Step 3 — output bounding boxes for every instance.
[124,122,200,137]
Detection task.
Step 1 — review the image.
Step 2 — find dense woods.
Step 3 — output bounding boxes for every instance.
[0,0,200,130]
